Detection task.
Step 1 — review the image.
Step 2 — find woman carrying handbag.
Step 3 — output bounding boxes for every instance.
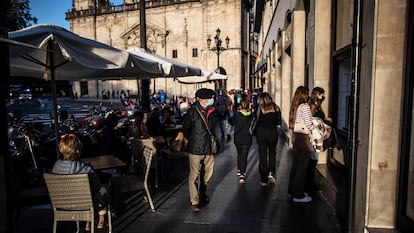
[288,86,314,203]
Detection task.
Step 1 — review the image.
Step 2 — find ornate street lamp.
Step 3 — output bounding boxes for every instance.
[207,28,230,89]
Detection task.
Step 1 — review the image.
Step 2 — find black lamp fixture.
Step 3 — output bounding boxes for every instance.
[207,28,230,88]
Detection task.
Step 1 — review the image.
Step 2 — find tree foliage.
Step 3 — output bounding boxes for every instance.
[5,0,37,31]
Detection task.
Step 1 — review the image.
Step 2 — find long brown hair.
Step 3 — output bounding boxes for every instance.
[310,86,325,115]
[258,92,279,114]
[289,86,309,129]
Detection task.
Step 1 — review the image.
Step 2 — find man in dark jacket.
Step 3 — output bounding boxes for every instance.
[183,88,216,212]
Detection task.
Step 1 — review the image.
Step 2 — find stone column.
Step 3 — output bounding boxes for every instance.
[313,0,332,164]
[281,29,292,133]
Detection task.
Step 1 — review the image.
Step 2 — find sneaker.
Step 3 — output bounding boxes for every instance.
[268,172,276,184]
[191,205,200,212]
[293,196,313,203]
[236,170,241,176]
[239,175,246,184]
[97,222,104,229]
[260,181,268,187]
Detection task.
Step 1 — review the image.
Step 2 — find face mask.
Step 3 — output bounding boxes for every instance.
[207,99,214,106]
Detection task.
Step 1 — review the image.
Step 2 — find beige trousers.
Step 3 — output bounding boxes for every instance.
[188,153,215,205]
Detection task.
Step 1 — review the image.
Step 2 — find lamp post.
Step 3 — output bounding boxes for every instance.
[207,28,229,89]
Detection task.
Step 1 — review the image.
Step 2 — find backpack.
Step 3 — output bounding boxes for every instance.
[215,96,228,117]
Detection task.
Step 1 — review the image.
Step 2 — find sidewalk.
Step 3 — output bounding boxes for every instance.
[11,102,342,232]
[119,134,342,233]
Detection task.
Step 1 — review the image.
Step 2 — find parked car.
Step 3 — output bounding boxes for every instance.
[18,89,32,101]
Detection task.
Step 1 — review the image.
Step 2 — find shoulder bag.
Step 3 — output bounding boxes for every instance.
[293,121,310,135]
[248,108,260,136]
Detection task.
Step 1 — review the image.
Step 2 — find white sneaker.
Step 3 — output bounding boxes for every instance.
[239,175,246,184]
[236,170,241,176]
[260,182,268,187]
[268,172,276,184]
[293,196,312,203]
[85,222,91,231]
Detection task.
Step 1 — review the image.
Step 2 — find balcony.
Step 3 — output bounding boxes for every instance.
[66,0,199,20]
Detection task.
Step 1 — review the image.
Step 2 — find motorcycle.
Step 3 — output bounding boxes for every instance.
[7,117,50,187]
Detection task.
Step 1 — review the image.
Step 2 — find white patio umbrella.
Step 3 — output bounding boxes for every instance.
[176,70,227,84]
[8,24,165,80]
[127,47,203,104]
[127,47,202,77]
[7,24,167,158]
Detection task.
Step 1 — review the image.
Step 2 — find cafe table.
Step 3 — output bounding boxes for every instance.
[82,155,127,171]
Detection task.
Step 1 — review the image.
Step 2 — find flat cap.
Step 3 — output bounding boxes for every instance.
[195,88,215,99]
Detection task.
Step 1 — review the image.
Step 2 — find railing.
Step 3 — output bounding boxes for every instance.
[66,0,200,20]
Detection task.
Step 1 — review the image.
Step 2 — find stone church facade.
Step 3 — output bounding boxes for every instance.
[66,0,250,99]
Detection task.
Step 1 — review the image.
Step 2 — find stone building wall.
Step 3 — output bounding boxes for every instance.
[68,0,243,98]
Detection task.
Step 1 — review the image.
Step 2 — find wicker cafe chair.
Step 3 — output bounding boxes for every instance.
[111,146,156,212]
[43,173,112,233]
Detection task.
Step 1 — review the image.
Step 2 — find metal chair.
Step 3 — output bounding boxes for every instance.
[43,173,112,233]
[130,137,158,188]
[111,146,156,212]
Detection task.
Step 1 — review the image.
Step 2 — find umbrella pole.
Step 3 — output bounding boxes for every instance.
[48,40,60,160]
[51,71,59,160]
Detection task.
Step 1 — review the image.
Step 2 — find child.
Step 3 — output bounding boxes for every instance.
[229,99,253,183]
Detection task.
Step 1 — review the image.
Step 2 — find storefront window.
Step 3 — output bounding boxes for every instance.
[331,56,352,166]
[336,57,352,133]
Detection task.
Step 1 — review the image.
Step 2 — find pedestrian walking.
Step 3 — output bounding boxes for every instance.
[183,88,217,212]
[215,89,233,141]
[255,92,281,187]
[229,98,254,184]
[288,86,314,203]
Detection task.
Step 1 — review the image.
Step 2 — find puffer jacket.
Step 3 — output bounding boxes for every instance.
[183,102,216,155]
[52,159,92,174]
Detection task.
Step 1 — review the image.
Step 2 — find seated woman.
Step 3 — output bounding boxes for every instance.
[129,111,150,138]
[159,108,177,129]
[146,107,162,136]
[100,114,129,163]
[52,134,109,230]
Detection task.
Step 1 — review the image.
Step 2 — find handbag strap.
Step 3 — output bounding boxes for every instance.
[256,107,260,119]
[194,106,214,137]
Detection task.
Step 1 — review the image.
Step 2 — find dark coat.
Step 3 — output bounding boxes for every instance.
[229,110,253,146]
[183,102,216,155]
